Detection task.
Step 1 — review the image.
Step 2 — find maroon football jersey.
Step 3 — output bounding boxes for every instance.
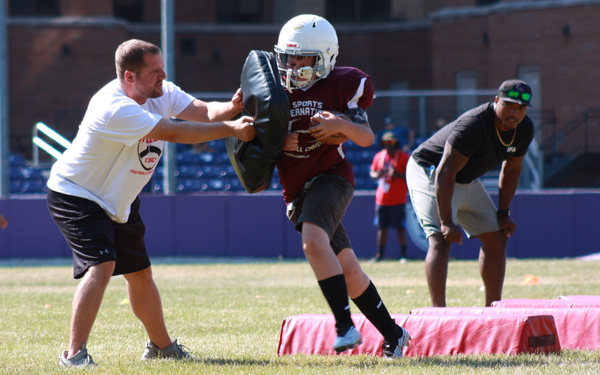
[276,67,375,203]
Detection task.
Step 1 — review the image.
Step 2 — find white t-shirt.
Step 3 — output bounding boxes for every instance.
[47,79,194,223]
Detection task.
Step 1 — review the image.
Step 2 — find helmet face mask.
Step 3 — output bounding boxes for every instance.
[274,15,339,91]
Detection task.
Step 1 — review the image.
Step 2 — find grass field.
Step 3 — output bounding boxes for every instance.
[1,257,599,374]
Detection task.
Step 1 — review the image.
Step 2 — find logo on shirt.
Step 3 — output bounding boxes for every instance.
[507,146,516,153]
[137,139,162,171]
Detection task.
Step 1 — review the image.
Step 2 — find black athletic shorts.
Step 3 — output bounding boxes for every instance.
[286,174,353,255]
[47,189,151,279]
[375,204,406,229]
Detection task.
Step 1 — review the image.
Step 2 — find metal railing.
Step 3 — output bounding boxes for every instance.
[540,108,600,181]
[32,122,71,166]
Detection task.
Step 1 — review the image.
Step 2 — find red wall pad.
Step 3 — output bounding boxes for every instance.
[411,306,600,350]
[277,313,560,357]
[492,298,600,308]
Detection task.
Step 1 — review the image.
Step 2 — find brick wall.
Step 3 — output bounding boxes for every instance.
[431,2,600,137]
[7,20,431,157]
[8,0,600,162]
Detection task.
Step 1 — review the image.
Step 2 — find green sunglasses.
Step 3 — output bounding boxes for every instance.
[501,89,531,102]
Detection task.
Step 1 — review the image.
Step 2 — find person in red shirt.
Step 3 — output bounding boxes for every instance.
[370,132,410,261]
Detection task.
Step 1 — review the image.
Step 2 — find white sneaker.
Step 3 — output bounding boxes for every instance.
[140,339,195,360]
[333,326,363,352]
[383,325,411,359]
[59,343,96,367]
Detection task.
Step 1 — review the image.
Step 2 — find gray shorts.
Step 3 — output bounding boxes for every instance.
[406,157,501,239]
[286,174,353,255]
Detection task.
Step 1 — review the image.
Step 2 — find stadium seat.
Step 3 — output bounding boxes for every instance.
[277,313,560,357]
[175,165,200,178]
[176,151,200,165]
[207,139,227,151]
[198,165,223,177]
[177,178,204,192]
[10,179,21,193]
[223,177,244,191]
[214,151,230,163]
[9,153,26,167]
[201,178,226,191]
[220,164,236,177]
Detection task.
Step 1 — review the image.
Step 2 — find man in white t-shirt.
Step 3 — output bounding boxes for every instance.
[47,39,255,367]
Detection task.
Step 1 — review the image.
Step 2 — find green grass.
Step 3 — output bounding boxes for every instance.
[1,258,599,374]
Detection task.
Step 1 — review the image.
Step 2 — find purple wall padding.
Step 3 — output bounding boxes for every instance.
[0,189,598,260]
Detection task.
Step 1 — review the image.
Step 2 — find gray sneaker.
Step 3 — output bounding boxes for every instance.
[333,326,363,353]
[59,343,96,367]
[140,339,194,360]
[383,325,411,359]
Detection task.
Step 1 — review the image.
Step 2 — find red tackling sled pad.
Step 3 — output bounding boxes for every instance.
[492,298,600,308]
[558,295,600,301]
[411,306,600,350]
[277,313,560,357]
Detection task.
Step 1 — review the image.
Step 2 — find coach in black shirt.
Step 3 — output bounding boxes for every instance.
[406,79,534,307]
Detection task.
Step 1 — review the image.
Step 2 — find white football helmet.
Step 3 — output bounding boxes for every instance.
[274,14,339,91]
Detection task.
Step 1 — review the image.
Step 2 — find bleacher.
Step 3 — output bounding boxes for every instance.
[11,139,378,195]
[148,139,379,193]
[8,154,50,194]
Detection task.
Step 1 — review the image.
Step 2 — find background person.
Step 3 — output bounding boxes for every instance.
[406,79,534,307]
[377,116,415,153]
[46,39,255,367]
[369,132,410,262]
[274,14,410,358]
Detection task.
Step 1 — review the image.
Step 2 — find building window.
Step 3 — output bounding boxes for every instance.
[114,0,143,23]
[217,0,262,23]
[326,0,390,23]
[180,38,196,56]
[10,0,60,16]
[455,70,477,117]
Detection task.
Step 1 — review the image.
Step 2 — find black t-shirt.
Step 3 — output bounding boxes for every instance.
[412,102,534,184]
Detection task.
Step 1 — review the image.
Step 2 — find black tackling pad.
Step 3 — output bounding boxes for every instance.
[226,50,289,193]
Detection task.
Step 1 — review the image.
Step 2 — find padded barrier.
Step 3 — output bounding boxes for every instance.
[411,306,600,350]
[558,295,600,301]
[492,298,600,308]
[277,313,560,357]
[226,50,289,193]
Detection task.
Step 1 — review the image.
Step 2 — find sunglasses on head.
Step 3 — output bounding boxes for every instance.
[501,89,531,102]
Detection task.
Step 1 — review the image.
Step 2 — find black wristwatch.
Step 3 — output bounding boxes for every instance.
[497,209,510,217]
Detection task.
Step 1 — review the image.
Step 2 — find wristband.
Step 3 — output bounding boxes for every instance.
[497,209,510,217]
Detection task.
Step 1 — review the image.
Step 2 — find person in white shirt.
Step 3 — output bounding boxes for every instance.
[47,39,255,367]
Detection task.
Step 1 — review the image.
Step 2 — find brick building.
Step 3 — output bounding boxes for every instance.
[6,0,600,185]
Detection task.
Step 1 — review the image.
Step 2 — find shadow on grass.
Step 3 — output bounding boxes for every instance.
[411,353,560,368]
[198,353,554,369]
[196,357,273,366]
